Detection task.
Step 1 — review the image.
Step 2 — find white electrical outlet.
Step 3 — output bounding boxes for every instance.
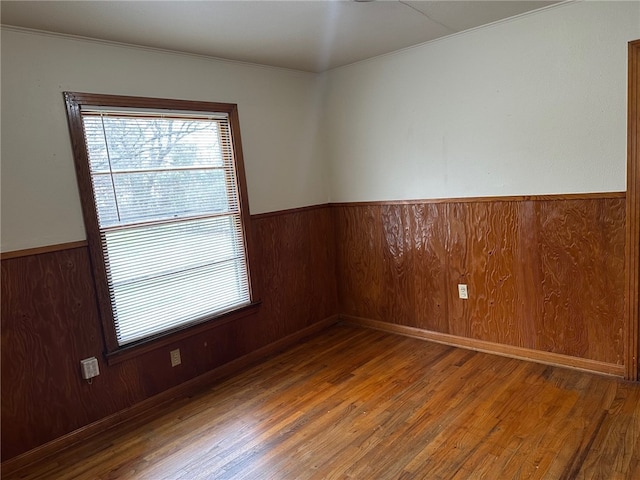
[458,284,469,299]
[80,357,100,380]
[170,349,181,367]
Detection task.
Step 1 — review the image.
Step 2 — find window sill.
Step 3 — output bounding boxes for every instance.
[105,301,262,366]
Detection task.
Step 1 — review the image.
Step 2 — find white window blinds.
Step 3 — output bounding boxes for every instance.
[81,109,250,346]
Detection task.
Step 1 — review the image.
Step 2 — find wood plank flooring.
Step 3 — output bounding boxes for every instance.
[5,324,640,479]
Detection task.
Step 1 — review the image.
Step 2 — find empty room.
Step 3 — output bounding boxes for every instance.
[2,0,640,478]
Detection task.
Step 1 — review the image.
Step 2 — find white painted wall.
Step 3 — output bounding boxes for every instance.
[324,1,639,202]
[2,1,639,251]
[1,28,328,251]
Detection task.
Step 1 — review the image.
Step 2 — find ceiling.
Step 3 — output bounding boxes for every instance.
[0,0,560,72]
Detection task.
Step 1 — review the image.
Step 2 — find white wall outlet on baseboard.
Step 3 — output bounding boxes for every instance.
[458,284,468,299]
[170,348,181,367]
[80,357,100,380]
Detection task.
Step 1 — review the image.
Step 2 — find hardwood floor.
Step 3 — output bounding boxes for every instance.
[5,324,640,480]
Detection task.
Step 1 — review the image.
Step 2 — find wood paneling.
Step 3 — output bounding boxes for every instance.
[408,203,449,332]
[252,206,337,339]
[334,205,385,322]
[335,195,626,368]
[1,247,145,462]
[1,205,337,462]
[380,204,414,327]
[5,325,640,480]
[447,201,524,344]
[536,198,625,361]
[1,194,629,464]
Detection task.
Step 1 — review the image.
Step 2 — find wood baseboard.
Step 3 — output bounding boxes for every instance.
[2,312,623,475]
[0,315,340,476]
[341,315,625,377]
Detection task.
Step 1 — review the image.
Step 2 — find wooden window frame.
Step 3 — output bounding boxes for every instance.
[64,92,260,363]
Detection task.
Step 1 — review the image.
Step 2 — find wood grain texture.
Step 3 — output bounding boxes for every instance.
[4,325,640,480]
[627,39,640,380]
[1,316,340,478]
[408,203,448,332]
[447,201,523,345]
[251,206,337,343]
[0,241,88,260]
[334,205,385,322]
[331,191,625,207]
[334,195,626,367]
[344,315,625,377]
[1,248,145,462]
[535,198,625,361]
[2,195,628,464]
[1,205,337,462]
[380,204,415,326]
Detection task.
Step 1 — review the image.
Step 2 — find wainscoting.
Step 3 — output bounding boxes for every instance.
[1,205,337,463]
[334,194,626,372]
[1,193,629,467]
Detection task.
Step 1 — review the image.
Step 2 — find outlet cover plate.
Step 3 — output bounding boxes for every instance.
[170,349,181,367]
[81,357,100,379]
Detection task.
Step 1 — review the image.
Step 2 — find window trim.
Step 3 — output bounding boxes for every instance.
[64,92,259,358]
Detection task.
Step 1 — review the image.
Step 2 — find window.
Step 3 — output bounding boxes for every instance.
[64,93,256,354]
